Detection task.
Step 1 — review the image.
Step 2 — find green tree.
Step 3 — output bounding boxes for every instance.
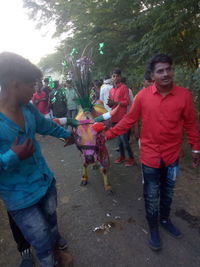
[23,0,200,80]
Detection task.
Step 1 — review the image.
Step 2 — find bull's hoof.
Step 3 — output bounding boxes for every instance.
[106,189,114,195]
[105,185,114,195]
[80,180,88,186]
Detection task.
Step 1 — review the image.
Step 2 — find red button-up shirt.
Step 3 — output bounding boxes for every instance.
[109,83,130,123]
[106,83,200,168]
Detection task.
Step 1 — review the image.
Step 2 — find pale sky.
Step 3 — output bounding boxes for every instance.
[0,0,58,64]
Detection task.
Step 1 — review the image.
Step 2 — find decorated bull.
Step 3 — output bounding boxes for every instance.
[53,48,120,193]
[54,104,119,194]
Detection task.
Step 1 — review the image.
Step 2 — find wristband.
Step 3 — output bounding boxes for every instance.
[192,150,200,154]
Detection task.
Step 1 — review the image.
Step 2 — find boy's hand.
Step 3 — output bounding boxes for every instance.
[67,118,79,127]
[192,152,200,167]
[11,138,35,160]
[64,132,75,146]
[107,97,118,107]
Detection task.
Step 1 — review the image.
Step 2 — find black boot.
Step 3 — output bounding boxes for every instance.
[149,228,161,251]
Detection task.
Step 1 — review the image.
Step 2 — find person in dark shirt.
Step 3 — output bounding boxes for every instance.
[49,80,68,118]
[42,78,51,97]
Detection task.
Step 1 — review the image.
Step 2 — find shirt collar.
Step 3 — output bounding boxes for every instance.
[114,82,122,89]
[152,82,177,96]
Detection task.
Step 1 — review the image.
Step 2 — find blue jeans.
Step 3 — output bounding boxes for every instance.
[118,131,134,159]
[142,160,179,229]
[9,179,59,267]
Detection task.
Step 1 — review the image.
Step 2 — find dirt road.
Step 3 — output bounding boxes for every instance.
[0,136,199,267]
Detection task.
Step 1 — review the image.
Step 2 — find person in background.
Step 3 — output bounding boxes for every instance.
[42,77,51,97]
[0,52,75,266]
[108,68,135,167]
[49,80,68,118]
[32,80,50,118]
[100,76,113,111]
[65,80,78,119]
[7,212,33,267]
[105,54,200,251]
[134,71,154,141]
[143,69,153,88]
[121,77,134,111]
[42,77,53,118]
[91,80,103,104]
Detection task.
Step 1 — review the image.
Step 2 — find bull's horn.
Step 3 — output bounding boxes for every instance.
[94,104,120,122]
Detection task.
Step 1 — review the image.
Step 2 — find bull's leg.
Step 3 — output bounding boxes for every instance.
[100,167,113,193]
[80,163,89,186]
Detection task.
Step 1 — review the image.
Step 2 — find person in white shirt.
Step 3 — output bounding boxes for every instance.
[65,80,78,118]
[100,76,113,111]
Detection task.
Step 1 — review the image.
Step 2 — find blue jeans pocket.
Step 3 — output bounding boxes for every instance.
[167,165,179,181]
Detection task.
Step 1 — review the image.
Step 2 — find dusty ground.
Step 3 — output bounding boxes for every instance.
[0,135,199,267]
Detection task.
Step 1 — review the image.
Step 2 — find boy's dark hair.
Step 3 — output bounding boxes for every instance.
[148,54,173,72]
[93,80,102,87]
[0,52,42,89]
[112,68,121,75]
[144,70,152,82]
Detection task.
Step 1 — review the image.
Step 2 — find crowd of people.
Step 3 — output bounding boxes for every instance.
[0,51,199,267]
[31,78,78,121]
[31,71,139,167]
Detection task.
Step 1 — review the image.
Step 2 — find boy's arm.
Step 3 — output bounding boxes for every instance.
[28,103,70,139]
[118,85,130,107]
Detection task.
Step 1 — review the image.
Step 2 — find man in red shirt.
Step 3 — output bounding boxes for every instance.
[105,54,200,250]
[32,80,50,117]
[108,68,134,166]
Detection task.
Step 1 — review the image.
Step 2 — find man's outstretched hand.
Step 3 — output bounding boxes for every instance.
[192,152,200,167]
[104,129,115,140]
[11,137,35,160]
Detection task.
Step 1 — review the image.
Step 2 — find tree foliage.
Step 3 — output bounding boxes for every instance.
[23,0,200,87]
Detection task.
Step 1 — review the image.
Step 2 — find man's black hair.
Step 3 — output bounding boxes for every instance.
[144,70,152,82]
[0,52,42,89]
[148,54,173,72]
[112,68,121,75]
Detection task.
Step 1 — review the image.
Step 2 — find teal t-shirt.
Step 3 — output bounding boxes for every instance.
[0,103,70,211]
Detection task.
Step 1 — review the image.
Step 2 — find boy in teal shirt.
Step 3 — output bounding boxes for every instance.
[0,52,74,266]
